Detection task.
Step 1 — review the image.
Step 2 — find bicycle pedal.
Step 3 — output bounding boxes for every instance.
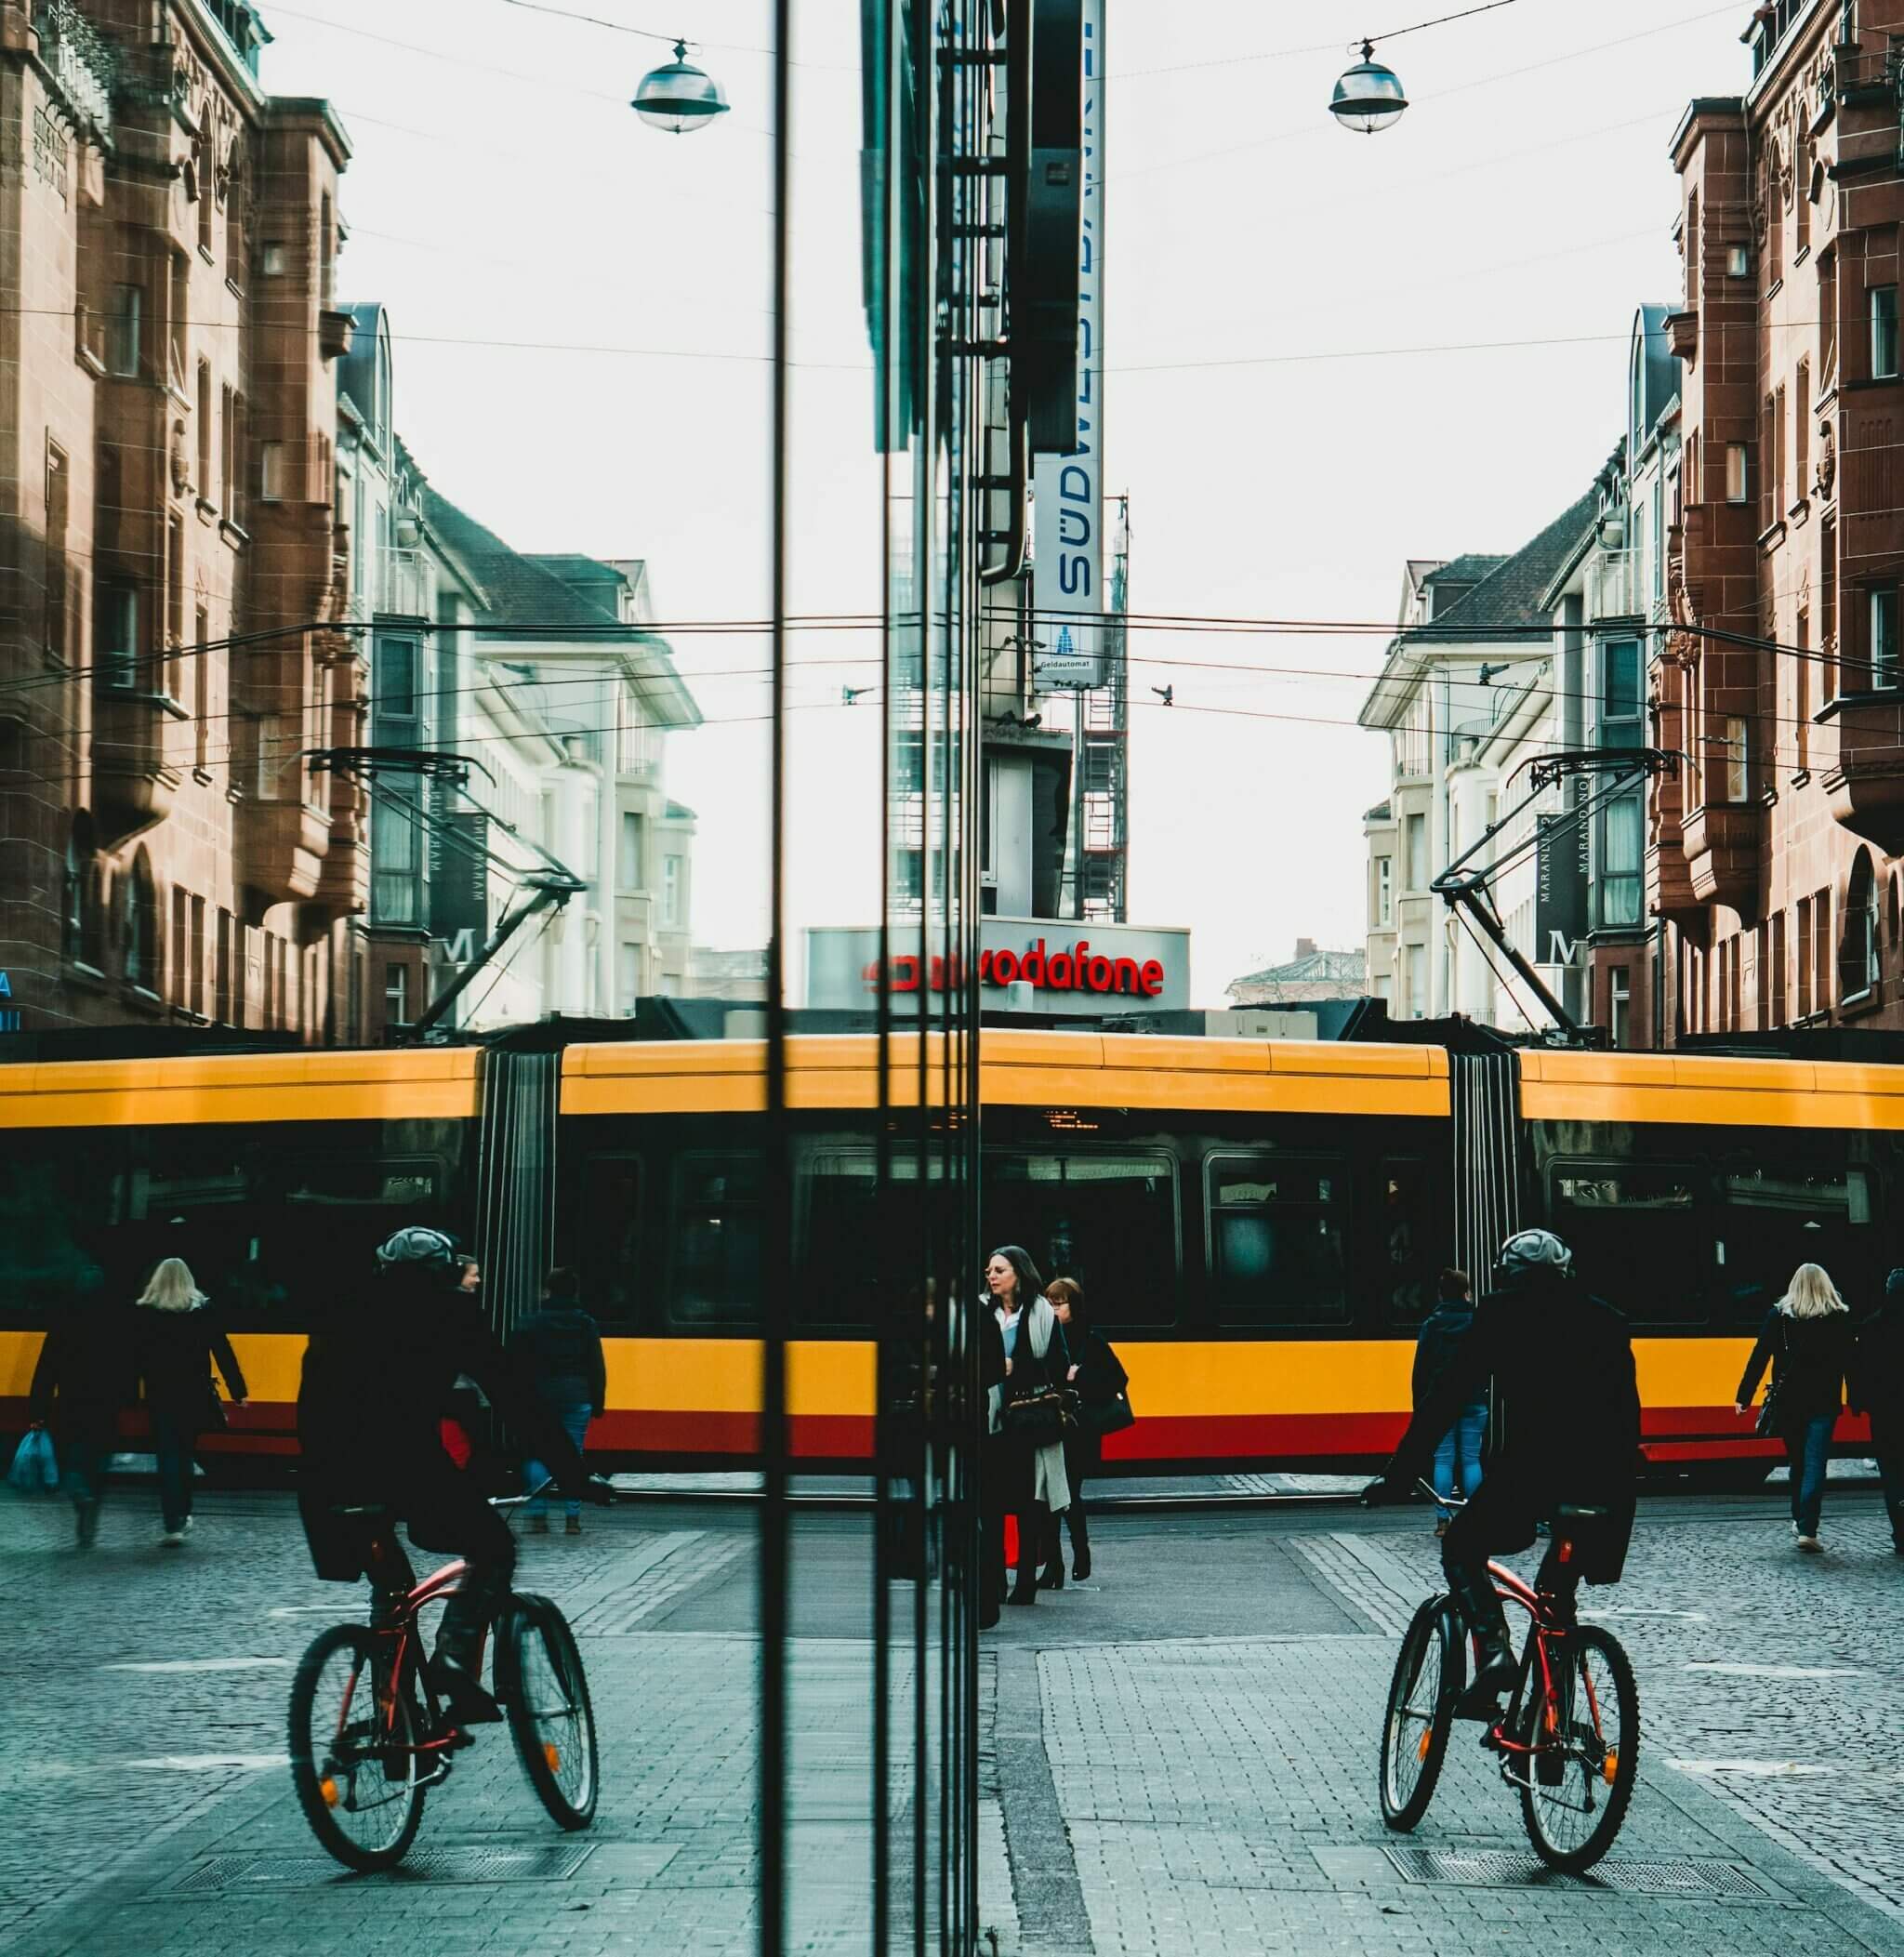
[445,1727,477,1752]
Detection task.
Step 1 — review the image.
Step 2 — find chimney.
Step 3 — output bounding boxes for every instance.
[1295,937,1316,959]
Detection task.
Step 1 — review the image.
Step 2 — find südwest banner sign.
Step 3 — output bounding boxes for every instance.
[805,919,1190,1017]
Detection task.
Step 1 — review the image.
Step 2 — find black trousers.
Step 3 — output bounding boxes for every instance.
[1440,1477,1581,1636]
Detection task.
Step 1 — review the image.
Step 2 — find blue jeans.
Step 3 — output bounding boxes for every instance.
[524,1403,592,1520]
[153,1419,192,1533]
[1787,1414,1834,1538]
[1431,1403,1488,1522]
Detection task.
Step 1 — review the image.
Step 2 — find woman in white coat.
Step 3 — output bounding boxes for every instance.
[985,1245,1071,1607]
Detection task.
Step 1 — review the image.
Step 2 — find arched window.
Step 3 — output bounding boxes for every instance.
[124,850,158,993]
[1842,848,1881,1001]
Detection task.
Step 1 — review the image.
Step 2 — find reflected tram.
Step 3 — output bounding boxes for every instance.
[0,1027,1891,1479]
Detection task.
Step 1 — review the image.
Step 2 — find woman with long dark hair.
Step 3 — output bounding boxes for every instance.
[1039,1276,1127,1586]
[984,1245,1070,1607]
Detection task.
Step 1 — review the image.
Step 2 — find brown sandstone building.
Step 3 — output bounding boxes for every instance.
[0,0,363,1040]
[1659,0,1904,1038]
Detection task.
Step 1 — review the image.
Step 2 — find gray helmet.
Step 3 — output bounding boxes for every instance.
[376,1225,464,1279]
[1498,1228,1571,1279]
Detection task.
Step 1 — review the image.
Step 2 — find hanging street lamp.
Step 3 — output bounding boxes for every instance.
[1329,42,1408,134]
[632,41,731,134]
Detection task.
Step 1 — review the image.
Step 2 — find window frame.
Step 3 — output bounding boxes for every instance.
[1548,1157,1709,1328]
[1203,1149,1351,1329]
[1871,283,1899,380]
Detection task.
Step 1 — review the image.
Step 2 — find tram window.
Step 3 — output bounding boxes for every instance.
[796,1148,942,1328]
[669,1153,764,1327]
[0,1137,114,1317]
[1207,1156,1347,1327]
[984,1152,1177,1327]
[1713,1162,1871,1328]
[1381,1159,1439,1325]
[580,1154,644,1330]
[1553,1167,1703,1325]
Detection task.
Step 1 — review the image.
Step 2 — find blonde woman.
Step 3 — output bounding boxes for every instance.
[133,1258,247,1547]
[1735,1262,1856,1553]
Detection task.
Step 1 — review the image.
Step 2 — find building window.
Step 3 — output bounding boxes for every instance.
[376,637,418,743]
[1815,886,1832,1016]
[259,442,286,502]
[195,359,212,496]
[1843,850,1881,1001]
[1872,284,1898,379]
[1796,897,1814,1018]
[190,894,206,1016]
[1405,812,1427,890]
[106,284,141,376]
[1773,382,1786,519]
[1608,965,1632,1048]
[619,811,645,891]
[1405,943,1427,1020]
[1726,244,1749,278]
[193,604,210,771]
[372,794,421,925]
[220,384,235,513]
[1722,715,1749,802]
[1602,637,1641,733]
[45,442,69,665]
[662,854,683,928]
[123,853,157,993]
[618,941,641,1009]
[385,961,410,1028]
[1725,443,1748,503]
[1795,609,1810,771]
[95,583,140,691]
[165,514,184,698]
[1820,248,1837,378]
[1869,588,1899,689]
[1374,855,1393,928]
[63,813,96,966]
[1795,359,1810,501]
[262,241,286,276]
[167,253,188,387]
[1760,394,1776,530]
[1600,792,1643,928]
[1795,130,1811,256]
[1770,909,1787,1026]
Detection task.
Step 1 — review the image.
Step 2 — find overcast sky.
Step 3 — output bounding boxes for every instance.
[266,0,1749,1001]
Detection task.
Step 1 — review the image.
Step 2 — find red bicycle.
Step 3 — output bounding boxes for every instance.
[287,1488,600,1871]
[1377,1487,1639,1872]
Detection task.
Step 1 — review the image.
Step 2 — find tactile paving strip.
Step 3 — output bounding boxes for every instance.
[169,1844,596,1891]
[1382,1846,1771,1898]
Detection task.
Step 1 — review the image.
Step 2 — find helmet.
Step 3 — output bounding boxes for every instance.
[1497,1228,1571,1279]
[376,1226,465,1280]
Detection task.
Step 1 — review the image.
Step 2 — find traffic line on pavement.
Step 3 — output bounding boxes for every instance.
[1668,1759,1837,1778]
[1686,1662,1860,1680]
[102,1658,293,1673]
[122,1754,289,1772]
[1587,1607,1710,1622]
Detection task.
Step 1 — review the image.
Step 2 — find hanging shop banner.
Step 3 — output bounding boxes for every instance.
[1031,0,1104,690]
[430,810,490,953]
[1533,779,1590,968]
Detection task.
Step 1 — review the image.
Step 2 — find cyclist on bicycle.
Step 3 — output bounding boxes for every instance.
[1366,1228,1640,1719]
[297,1227,607,1722]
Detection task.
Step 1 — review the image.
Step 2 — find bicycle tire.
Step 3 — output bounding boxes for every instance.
[288,1625,427,1871]
[504,1593,599,1830]
[1379,1595,1461,1831]
[1518,1623,1639,1872]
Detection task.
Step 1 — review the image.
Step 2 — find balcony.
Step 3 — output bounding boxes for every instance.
[1680,800,1760,915]
[32,2,115,141]
[319,309,355,361]
[1820,689,1904,851]
[91,690,182,843]
[1664,309,1697,365]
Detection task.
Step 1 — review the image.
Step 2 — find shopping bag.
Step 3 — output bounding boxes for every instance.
[8,1428,59,1494]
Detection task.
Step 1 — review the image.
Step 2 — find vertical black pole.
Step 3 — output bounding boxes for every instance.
[761,2,793,1952]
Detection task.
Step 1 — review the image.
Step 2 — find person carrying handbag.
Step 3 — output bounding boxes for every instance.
[1735,1262,1855,1554]
[132,1257,247,1548]
[985,1246,1071,1607]
[1039,1277,1130,1587]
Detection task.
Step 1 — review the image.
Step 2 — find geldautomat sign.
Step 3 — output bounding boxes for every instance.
[806,919,1190,1016]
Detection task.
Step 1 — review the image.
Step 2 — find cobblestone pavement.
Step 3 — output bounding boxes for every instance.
[7,1481,1904,1954]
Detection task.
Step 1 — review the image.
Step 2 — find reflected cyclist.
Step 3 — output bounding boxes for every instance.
[297,1228,608,1722]
[1365,1229,1641,1718]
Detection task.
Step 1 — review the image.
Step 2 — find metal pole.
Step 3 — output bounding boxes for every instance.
[1071,687,1087,920]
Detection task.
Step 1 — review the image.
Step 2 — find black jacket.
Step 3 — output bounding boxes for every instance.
[134,1302,247,1430]
[298,1280,587,1521]
[1737,1306,1854,1429]
[1388,1269,1640,1569]
[1411,1300,1478,1410]
[1854,1299,1904,1429]
[30,1309,134,1447]
[510,1306,607,1409]
[1067,1329,1128,1410]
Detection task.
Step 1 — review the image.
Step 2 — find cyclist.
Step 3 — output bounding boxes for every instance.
[297,1227,607,1722]
[1365,1228,1640,1719]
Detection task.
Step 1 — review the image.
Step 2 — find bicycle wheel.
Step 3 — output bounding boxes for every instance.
[504,1594,598,1830]
[288,1626,426,1871]
[1518,1624,1638,1872]
[1379,1596,1461,1831]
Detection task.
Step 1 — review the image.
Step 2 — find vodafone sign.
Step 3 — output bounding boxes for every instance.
[806,919,1191,1017]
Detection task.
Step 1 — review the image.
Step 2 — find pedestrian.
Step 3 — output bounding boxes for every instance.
[1735,1261,1856,1554]
[1414,1267,1487,1538]
[1851,1267,1904,1556]
[985,1245,1071,1607]
[1039,1276,1126,1587]
[27,1296,132,1548]
[977,1301,1008,1630]
[511,1268,606,1536]
[131,1256,247,1548]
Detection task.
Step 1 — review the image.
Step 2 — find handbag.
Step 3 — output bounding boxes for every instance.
[1081,1390,1135,1437]
[1752,1320,1788,1438]
[1002,1385,1075,1444]
[8,1427,59,1494]
[203,1378,230,1432]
